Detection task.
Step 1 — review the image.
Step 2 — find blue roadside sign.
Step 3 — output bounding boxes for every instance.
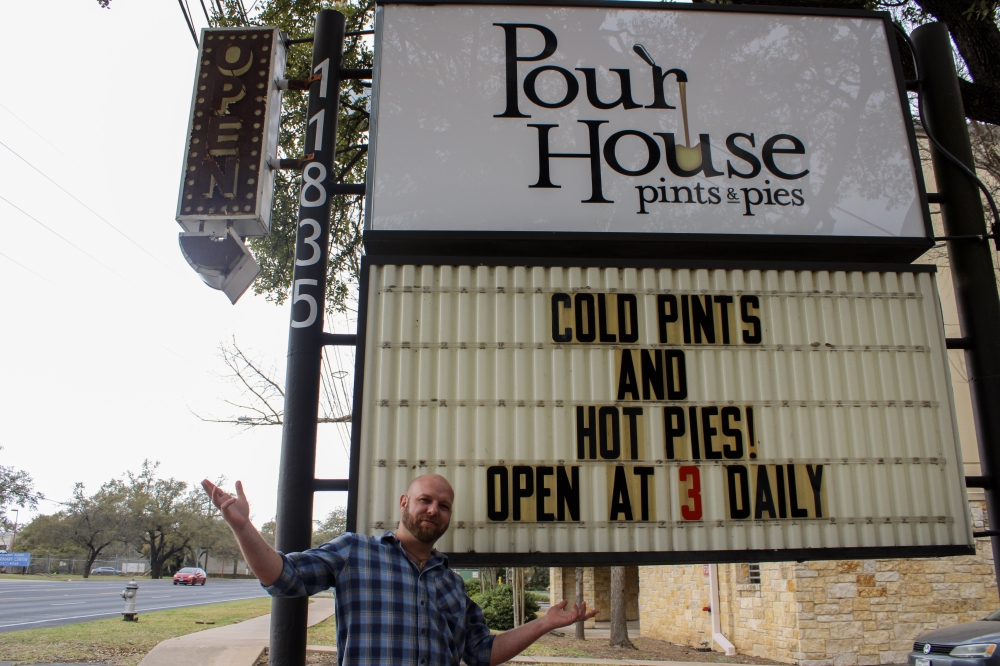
[0,552,31,567]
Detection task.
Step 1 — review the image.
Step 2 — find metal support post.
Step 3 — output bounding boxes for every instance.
[270,9,346,666]
[913,23,1000,590]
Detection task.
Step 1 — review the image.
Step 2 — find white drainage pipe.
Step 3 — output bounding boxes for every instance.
[708,564,737,656]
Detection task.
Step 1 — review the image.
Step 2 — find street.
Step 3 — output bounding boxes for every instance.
[0,578,269,632]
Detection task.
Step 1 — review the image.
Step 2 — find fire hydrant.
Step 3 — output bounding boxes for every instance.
[121,579,139,622]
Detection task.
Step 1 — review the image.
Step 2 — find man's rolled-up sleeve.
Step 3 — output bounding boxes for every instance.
[264,533,354,598]
[462,598,496,666]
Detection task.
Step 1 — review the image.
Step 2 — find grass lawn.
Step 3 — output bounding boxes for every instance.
[306,614,338,646]
[0,597,272,666]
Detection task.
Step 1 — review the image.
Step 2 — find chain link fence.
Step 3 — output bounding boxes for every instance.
[0,554,150,576]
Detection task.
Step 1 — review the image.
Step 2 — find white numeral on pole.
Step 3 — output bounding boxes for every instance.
[290,279,319,329]
[300,162,327,207]
[295,219,322,266]
[308,110,325,151]
[314,58,330,99]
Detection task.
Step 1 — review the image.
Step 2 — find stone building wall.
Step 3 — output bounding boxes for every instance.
[638,501,997,666]
[790,503,998,666]
[719,562,801,664]
[639,564,714,648]
[550,566,640,625]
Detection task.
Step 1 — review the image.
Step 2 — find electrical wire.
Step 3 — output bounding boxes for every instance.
[893,23,1000,245]
[0,193,131,282]
[178,0,200,47]
[0,250,57,287]
[0,139,178,277]
[0,101,79,168]
[0,221,199,367]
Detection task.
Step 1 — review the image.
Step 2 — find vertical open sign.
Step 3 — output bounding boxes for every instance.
[176,28,285,238]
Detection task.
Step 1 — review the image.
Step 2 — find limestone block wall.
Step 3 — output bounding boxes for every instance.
[639,501,997,666]
[791,514,998,666]
[638,564,714,648]
[719,563,801,664]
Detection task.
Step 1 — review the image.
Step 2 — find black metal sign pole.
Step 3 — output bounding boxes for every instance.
[912,23,1000,589]
[271,9,346,666]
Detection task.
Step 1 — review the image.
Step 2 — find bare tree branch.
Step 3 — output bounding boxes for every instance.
[196,338,353,429]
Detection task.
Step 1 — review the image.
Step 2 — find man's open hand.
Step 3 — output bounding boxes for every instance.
[202,479,251,532]
[542,600,600,630]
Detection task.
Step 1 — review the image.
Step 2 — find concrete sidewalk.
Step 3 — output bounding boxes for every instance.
[138,604,768,666]
[137,598,335,666]
[303,646,746,665]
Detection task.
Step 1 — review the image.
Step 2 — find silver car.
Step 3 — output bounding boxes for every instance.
[909,612,1000,666]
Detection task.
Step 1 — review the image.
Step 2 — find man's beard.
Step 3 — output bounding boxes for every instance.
[401,503,449,544]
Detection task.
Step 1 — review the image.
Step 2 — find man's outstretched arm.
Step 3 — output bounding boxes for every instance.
[201,479,283,586]
[488,600,599,666]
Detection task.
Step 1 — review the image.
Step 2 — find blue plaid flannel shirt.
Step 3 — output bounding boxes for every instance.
[265,531,495,666]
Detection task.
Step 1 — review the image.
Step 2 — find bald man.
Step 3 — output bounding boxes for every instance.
[203,474,597,666]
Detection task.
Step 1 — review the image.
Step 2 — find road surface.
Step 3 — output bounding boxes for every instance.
[0,578,269,632]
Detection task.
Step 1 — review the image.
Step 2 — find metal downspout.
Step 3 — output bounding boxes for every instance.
[709,564,736,656]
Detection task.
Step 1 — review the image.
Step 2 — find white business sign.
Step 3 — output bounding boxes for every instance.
[353,263,971,563]
[367,3,928,239]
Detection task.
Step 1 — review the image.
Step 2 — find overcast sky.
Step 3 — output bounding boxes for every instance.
[0,0,351,530]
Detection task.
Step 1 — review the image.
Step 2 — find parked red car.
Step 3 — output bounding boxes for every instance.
[173,567,207,585]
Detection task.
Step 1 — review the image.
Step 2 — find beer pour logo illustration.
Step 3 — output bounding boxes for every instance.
[493,23,810,216]
[631,44,700,173]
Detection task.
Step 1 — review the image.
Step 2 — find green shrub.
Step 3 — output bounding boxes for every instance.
[473,584,540,631]
[463,577,482,599]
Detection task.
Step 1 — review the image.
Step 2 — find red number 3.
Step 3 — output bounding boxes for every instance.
[679,466,703,520]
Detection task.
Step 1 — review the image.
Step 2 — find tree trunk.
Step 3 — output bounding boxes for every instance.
[574,567,585,640]
[83,549,100,579]
[609,566,635,649]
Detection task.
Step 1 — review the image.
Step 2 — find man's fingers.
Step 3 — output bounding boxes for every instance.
[553,600,569,611]
[583,609,600,620]
[235,480,246,501]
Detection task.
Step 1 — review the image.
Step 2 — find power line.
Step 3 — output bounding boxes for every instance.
[0,139,179,277]
[0,101,79,168]
[0,193,131,282]
[0,249,57,287]
[0,218,200,368]
[178,0,200,47]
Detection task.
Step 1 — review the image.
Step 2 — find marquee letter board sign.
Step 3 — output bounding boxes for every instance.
[350,262,971,564]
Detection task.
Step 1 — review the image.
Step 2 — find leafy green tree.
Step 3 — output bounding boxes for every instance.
[0,446,42,530]
[312,506,347,547]
[14,514,81,558]
[213,0,373,313]
[62,483,128,578]
[109,461,200,579]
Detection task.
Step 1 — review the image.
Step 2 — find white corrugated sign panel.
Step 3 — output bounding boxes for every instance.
[354,264,971,559]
